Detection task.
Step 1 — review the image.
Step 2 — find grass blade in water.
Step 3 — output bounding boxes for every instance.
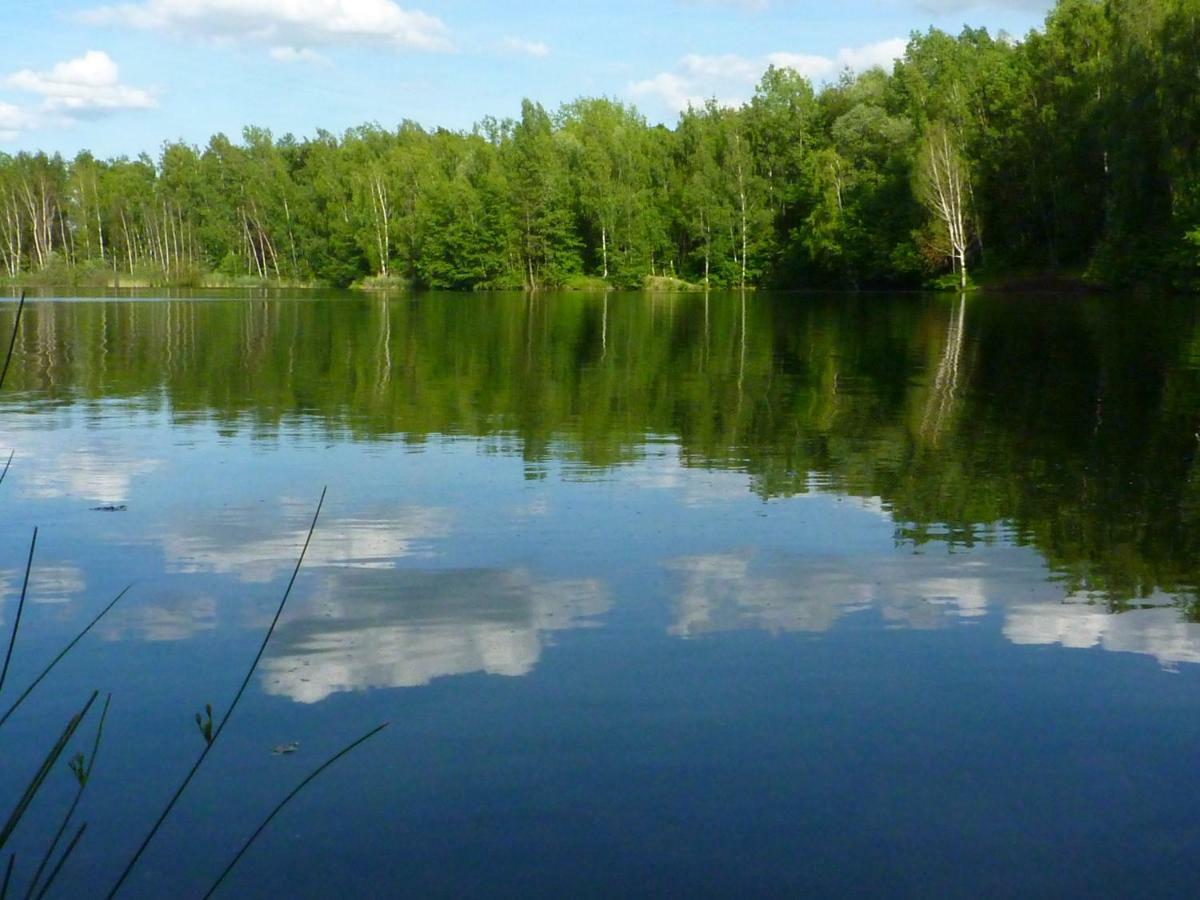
[0,450,14,490]
[105,488,326,899]
[0,587,130,730]
[203,722,389,899]
[0,691,98,851]
[0,529,38,700]
[23,695,111,900]
[0,291,25,393]
[33,823,85,900]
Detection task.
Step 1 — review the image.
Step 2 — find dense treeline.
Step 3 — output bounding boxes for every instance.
[2,0,1199,290]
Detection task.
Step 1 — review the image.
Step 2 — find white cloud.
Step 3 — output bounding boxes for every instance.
[628,53,762,114]
[628,72,702,115]
[830,38,908,73]
[80,0,452,53]
[500,37,550,58]
[629,38,906,114]
[4,51,155,114]
[0,101,37,141]
[764,52,837,81]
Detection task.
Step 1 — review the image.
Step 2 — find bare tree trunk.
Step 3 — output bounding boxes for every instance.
[0,194,22,277]
[248,201,281,279]
[95,177,106,262]
[167,202,179,273]
[39,179,53,265]
[119,208,134,273]
[283,196,298,277]
[58,205,73,266]
[77,173,93,261]
[739,187,748,289]
[736,154,748,289]
[370,172,390,277]
[918,123,971,289]
[18,178,46,270]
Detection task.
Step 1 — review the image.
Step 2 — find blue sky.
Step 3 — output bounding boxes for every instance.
[1,0,1053,158]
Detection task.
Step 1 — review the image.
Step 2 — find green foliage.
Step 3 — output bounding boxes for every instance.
[643,274,705,292]
[561,274,612,291]
[927,272,974,292]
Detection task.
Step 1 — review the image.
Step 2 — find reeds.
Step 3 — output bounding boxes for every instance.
[105,489,328,897]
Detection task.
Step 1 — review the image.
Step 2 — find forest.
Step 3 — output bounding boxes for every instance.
[1,0,1198,292]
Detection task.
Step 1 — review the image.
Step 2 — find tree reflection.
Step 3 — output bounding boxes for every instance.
[3,291,1198,611]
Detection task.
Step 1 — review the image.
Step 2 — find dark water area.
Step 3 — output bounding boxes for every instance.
[0,290,1199,896]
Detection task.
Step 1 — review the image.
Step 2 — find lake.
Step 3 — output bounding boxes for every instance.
[1,290,1199,897]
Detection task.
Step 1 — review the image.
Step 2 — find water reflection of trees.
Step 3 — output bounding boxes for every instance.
[3,292,1199,607]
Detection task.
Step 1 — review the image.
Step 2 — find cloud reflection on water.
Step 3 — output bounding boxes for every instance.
[17,443,160,504]
[101,593,218,642]
[163,506,454,583]
[0,564,87,617]
[1005,598,1200,668]
[261,567,609,702]
[664,548,1200,667]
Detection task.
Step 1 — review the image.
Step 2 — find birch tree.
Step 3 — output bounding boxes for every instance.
[916,122,973,289]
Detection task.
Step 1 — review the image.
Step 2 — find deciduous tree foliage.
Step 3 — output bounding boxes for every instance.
[1,0,1197,290]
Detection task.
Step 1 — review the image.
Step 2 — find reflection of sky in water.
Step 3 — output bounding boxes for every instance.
[1005,598,1200,667]
[162,506,454,582]
[263,567,609,702]
[664,546,1200,668]
[0,562,86,609]
[3,403,1200,692]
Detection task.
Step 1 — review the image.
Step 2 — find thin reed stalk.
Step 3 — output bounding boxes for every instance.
[0,451,14,489]
[105,487,327,899]
[0,292,25,393]
[23,695,111,900]
[0,530,38,701]
[0,588,130,731]
[0,691,98,851]
[202,722,389,899]
[33,823,85,900]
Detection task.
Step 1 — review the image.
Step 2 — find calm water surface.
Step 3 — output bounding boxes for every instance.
[1,291,1199,896]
